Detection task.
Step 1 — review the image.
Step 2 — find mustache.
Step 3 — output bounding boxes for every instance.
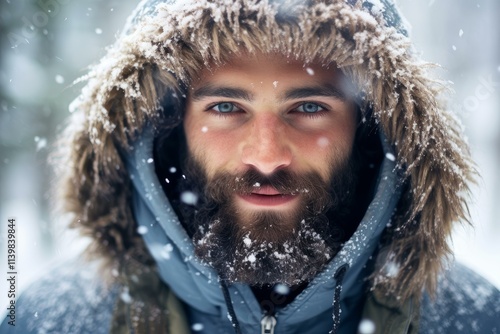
[209,169,318,195]
[202,168,333,214]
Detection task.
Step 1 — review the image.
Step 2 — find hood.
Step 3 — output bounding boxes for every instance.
[57,0,476,306]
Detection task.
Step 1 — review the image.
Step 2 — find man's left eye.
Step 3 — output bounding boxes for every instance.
[296,103,325,113]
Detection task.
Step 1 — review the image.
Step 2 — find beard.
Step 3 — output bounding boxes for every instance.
[182,154,359,286]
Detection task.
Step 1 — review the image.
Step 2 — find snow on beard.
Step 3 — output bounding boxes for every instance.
[185,157,358,286]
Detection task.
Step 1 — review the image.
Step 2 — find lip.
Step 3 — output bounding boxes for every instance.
[238,186,298,207]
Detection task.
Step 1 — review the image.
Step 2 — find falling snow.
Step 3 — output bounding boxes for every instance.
[55,75,65,84]
[358,318,376,334]
[274,284,290,295]
[385,153,396,161]
[181,191,198,205]
[120,288,132,304]
[247,254,256,263]
[192,323,204,331]
[34,136,47,151]
[137,226,148,235]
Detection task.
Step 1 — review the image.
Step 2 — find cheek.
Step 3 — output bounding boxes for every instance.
[184,123,240,175]
[291,127,356,178]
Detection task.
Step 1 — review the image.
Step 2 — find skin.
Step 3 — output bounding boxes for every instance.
[184,52,358,217]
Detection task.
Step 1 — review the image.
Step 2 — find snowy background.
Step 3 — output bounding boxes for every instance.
[1,0,499,316]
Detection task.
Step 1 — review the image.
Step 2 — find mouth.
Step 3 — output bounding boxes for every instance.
[237,185,299,207]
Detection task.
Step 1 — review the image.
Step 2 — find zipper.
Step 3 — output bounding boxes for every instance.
[261,314,277,334]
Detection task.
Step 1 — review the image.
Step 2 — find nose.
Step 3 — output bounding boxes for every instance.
[241,113,292,175]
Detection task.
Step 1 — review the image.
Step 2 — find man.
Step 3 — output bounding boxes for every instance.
[2,0,499,333]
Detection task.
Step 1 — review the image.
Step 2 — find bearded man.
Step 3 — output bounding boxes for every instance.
[2,0,499,333]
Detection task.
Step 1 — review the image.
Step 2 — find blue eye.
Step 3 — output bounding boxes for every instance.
[213,102,238,113]
[297,103,324,113]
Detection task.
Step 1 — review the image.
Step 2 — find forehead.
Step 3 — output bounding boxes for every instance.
[188,53,345,91]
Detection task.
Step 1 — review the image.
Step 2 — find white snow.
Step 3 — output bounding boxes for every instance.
[243,236,252,247]
[317,137,329,148]
[137,226,148,235]
[120,288,132,304]
[274,284,290,295]
[192,323,204,331]
[358,318,376,334]
[366,0,385,15]
[305,67,314,75]
[55,75,65,84]
[385,153,396,161]
[181,191,198,205]
[34,136,47,151]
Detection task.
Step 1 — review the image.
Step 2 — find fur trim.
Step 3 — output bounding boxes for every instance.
[56,0,476,302]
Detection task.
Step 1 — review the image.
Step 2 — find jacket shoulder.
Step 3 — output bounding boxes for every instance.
[0,261,118,334]
[419,262,500,333]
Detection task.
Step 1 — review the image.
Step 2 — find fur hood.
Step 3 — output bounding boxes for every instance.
[57,0,475,302]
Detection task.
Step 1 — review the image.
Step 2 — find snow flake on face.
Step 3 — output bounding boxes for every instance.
[305,67,314,75]
[273,80,278,88]
[317,137,329,148]
[201,126,208,133]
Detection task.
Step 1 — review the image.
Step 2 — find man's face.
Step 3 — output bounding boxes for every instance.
[182,53,359,285]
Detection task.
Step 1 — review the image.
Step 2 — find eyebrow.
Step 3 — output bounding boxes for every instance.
[190,83,347,102]
[280,85,347,102]
[190,85,253,101]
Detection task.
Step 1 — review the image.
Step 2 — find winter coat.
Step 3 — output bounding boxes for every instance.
[2,0,500,333]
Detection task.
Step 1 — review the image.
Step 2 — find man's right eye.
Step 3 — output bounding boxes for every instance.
[211,102,240,113]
